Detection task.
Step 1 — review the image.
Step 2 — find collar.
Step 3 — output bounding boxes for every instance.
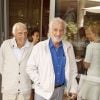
[49,38,63,49]
[11,37,30,49]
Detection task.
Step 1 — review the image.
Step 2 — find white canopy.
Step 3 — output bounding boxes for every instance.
[88,0,100,2]
[83,6,100,13]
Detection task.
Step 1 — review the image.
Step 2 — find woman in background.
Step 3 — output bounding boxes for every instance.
[31,29,40,45]
[30,29,40,100]
[78,22,100,100]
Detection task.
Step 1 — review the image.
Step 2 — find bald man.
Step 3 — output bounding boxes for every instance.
[0,22,33,100]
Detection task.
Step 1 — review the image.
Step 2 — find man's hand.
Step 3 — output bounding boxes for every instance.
[68,93,77,100]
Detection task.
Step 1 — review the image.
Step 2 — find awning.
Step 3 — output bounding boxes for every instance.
[82,6,100,13]
[88,0,100,2]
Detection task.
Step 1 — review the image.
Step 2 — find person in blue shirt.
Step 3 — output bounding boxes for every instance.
[26,17,78,100]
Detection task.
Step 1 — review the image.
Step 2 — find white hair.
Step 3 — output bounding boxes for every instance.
[12,22,27,35]
[49,17,67,34]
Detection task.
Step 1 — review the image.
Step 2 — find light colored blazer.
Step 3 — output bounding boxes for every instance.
[26,39,78,99]
[0,39,33,94]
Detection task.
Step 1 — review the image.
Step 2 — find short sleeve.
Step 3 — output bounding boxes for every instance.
[84,44,92,63]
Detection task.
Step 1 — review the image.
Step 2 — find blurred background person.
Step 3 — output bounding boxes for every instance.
[76,27,88,75]
[74,27,88,83]
[85,23,100,42]
[78,22,100,100]
[30,29,40,100]
[31,29,40,45]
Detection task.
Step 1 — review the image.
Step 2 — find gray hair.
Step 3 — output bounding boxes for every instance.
[49,17,67,34]
[12,22,27,35]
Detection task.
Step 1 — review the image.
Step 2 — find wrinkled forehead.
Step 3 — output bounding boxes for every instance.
[50,21,65,30]
[15,25,27,33]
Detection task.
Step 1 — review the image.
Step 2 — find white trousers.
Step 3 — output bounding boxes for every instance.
[2,92,31,100]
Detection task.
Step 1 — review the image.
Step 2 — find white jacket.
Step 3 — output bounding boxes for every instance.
[26,39,78,99]
[0,39,33,94]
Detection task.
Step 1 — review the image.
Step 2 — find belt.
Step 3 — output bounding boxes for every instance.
[55,83,64,88]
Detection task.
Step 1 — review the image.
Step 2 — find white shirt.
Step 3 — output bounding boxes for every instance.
[12,38,30,62]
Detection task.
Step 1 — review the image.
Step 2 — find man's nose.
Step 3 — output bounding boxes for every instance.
[56,30,63,35]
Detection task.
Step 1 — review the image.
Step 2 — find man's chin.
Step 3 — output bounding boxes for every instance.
[54,39,62,43]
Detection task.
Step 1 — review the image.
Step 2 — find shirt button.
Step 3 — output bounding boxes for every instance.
[18,72,20,75]
[18,89,20,91]
[18,81,20,83]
